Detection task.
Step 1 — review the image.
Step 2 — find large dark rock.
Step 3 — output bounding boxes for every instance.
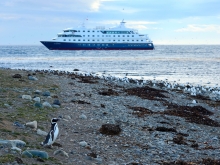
[12,74,22,78]
[99,124,121,135]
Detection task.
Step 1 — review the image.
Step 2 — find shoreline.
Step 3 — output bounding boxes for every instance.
[0,68,220,164]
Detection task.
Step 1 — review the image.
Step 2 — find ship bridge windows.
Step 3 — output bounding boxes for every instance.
[101,31,130,34]
[63,30,77,32]
[58,35,82,37]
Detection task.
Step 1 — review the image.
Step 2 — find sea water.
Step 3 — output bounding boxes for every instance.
[0,45,219,87]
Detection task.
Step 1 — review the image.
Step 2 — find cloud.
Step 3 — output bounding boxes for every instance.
[176,24,220,33]
[0,13,20,20]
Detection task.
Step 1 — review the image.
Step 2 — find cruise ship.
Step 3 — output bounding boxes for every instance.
[40,20,154,50]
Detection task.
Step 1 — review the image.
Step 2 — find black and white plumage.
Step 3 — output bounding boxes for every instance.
[41,118,59,147]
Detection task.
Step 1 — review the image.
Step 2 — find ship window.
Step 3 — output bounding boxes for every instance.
[137,40,139,41]
[123,35,125,37]
[102,44,104,46]
[83,30,85,32]
[132,35,134,37]
[64,39,66,41]
[132,40,134,41]
[92,31,95,32]
[78,30,80,32]
[88,44,90,46]
[127,35,129,37]
[88,35,90,37]
[73,39,75,41]
[69,39,71,41]
[127,40,129,41]
[102,40,104,41]
[83,35,85,37]
[113,40,115,41]
[118,40,120,41]
[92,35,95,37]
[141,40,143,41]
[88,40,90,41]
[97,35,99,37]
[92,39,95,41]
[83,39,85,41]
[97,31,99,32]
[123,40,125,41]
[118,35,120,37]
[97,40,99,41]
[113,35,115,37]
[78,39,80,41]
[102,35,104,37]
[88,31,90,32]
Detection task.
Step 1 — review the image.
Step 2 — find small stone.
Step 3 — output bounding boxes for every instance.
[42,102,52,108]
[28,76,38,80]
[25,121,37,130]
[53,149,69,157]
[53,99,61,106]
[79,114,87,119]
[13,122,25,128]
[33,97,41,103]
[37,129,48,136]
[64,115,71,120]
[52,104,60,108]
[42,91,50,96]
[79,141,87,147]
[34,102,43,108]
[35,90,42,94]
[22,95,32,100]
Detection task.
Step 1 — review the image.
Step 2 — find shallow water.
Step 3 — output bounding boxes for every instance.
[0,45,220,87]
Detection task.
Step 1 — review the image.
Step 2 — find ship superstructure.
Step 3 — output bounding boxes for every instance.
[41,20,154,50]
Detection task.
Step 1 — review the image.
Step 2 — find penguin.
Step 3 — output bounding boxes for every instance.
[41,118,59,147]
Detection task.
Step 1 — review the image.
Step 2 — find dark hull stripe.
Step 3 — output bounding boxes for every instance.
[40,41,154,50]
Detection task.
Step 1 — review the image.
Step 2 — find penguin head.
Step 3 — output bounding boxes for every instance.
[51,118,59,124]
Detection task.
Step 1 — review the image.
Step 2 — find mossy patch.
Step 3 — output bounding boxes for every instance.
[0,154,15,163]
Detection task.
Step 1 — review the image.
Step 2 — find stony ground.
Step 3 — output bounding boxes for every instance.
[0,68,220,165]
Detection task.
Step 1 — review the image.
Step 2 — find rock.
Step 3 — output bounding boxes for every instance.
[4,103,11,108]
[37,129,48,136]
[79,141,88,147]
[52,104,60,108]
[12,74,22,78]
[28,76,38,80]
[53,149,69,157]
[25,121,37,130]
[9,140,26,148]
[99,124,121,135]
[53,99,61,106]
[42,102,52,108]
[22,150,49,159]
[64,115,71,120]
[34,102,43,108]
[42,91,50,96]
[22,95,32,100]
[11,146,22,154]
[13,121,25,128]
[192,100,197,104]
[35,90,42,94]
[79,114,87,119]
[33,97,41,103]
[0,139,26,148]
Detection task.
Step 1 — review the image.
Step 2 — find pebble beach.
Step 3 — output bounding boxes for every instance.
[0,68,220,165]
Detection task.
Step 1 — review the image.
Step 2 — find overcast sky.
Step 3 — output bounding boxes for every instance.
[0,0,220,45]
